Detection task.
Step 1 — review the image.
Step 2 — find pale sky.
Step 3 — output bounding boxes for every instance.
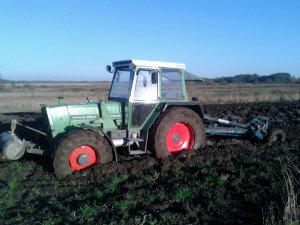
[0,0,299,81]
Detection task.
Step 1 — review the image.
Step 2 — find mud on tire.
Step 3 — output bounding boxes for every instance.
[53,129,113,179]
[150,107,206,158]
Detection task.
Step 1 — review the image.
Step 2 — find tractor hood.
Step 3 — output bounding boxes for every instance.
[41,100,126,139]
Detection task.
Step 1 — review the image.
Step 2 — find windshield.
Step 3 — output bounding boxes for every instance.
[109,67,134,99]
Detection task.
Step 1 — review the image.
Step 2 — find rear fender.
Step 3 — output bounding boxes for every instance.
[80,125,118,162]
[164,102,204,118]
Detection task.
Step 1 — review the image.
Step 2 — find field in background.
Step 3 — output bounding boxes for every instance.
[187,82,300,104]
[0,83,110,113]
[0,82,299,112]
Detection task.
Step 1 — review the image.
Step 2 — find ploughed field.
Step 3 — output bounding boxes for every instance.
[0,101,299,225]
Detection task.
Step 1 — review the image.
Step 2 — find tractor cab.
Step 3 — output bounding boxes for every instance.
[106,60,189,130]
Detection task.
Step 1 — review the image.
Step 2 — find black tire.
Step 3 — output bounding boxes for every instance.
[53,129,113,179]
[150,107,206,158]
[267,129,286,145]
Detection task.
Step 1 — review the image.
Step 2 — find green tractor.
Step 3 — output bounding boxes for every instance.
[0,60,206,178]
[0,60,277,178]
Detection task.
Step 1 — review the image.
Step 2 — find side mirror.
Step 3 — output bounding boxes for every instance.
[106,65,112,73]
[151,71,158,84]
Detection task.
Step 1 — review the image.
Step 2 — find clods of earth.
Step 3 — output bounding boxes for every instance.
[0,101,299,225]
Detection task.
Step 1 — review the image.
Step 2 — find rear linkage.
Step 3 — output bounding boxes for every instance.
[203,115,272,141]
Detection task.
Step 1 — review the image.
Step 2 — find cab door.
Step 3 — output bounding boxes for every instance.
[128,69,159,130]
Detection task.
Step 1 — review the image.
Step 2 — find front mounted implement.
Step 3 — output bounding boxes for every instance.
[0,119,48,161]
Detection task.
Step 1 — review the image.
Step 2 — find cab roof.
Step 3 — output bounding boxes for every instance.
[113,60,186,69]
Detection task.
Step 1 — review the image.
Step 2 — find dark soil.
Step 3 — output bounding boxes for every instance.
[0,101,299,225]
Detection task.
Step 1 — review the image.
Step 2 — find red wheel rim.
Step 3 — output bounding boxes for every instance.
[166,122,195,153]
[69,146,97,171]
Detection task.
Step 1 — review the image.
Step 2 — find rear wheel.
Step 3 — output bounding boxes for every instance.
[150,107,206,158]
[53,130,113,179]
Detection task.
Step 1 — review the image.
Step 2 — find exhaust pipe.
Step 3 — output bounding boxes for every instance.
[0,132,25,161]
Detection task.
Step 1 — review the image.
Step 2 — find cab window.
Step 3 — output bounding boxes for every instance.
[161,69,184,100]
[134,70,158,101]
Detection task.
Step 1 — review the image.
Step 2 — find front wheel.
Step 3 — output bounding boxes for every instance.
[150,107,206,158]
[53,130,113,179]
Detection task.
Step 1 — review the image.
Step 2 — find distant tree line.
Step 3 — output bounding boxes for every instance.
[213,73,300,84]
